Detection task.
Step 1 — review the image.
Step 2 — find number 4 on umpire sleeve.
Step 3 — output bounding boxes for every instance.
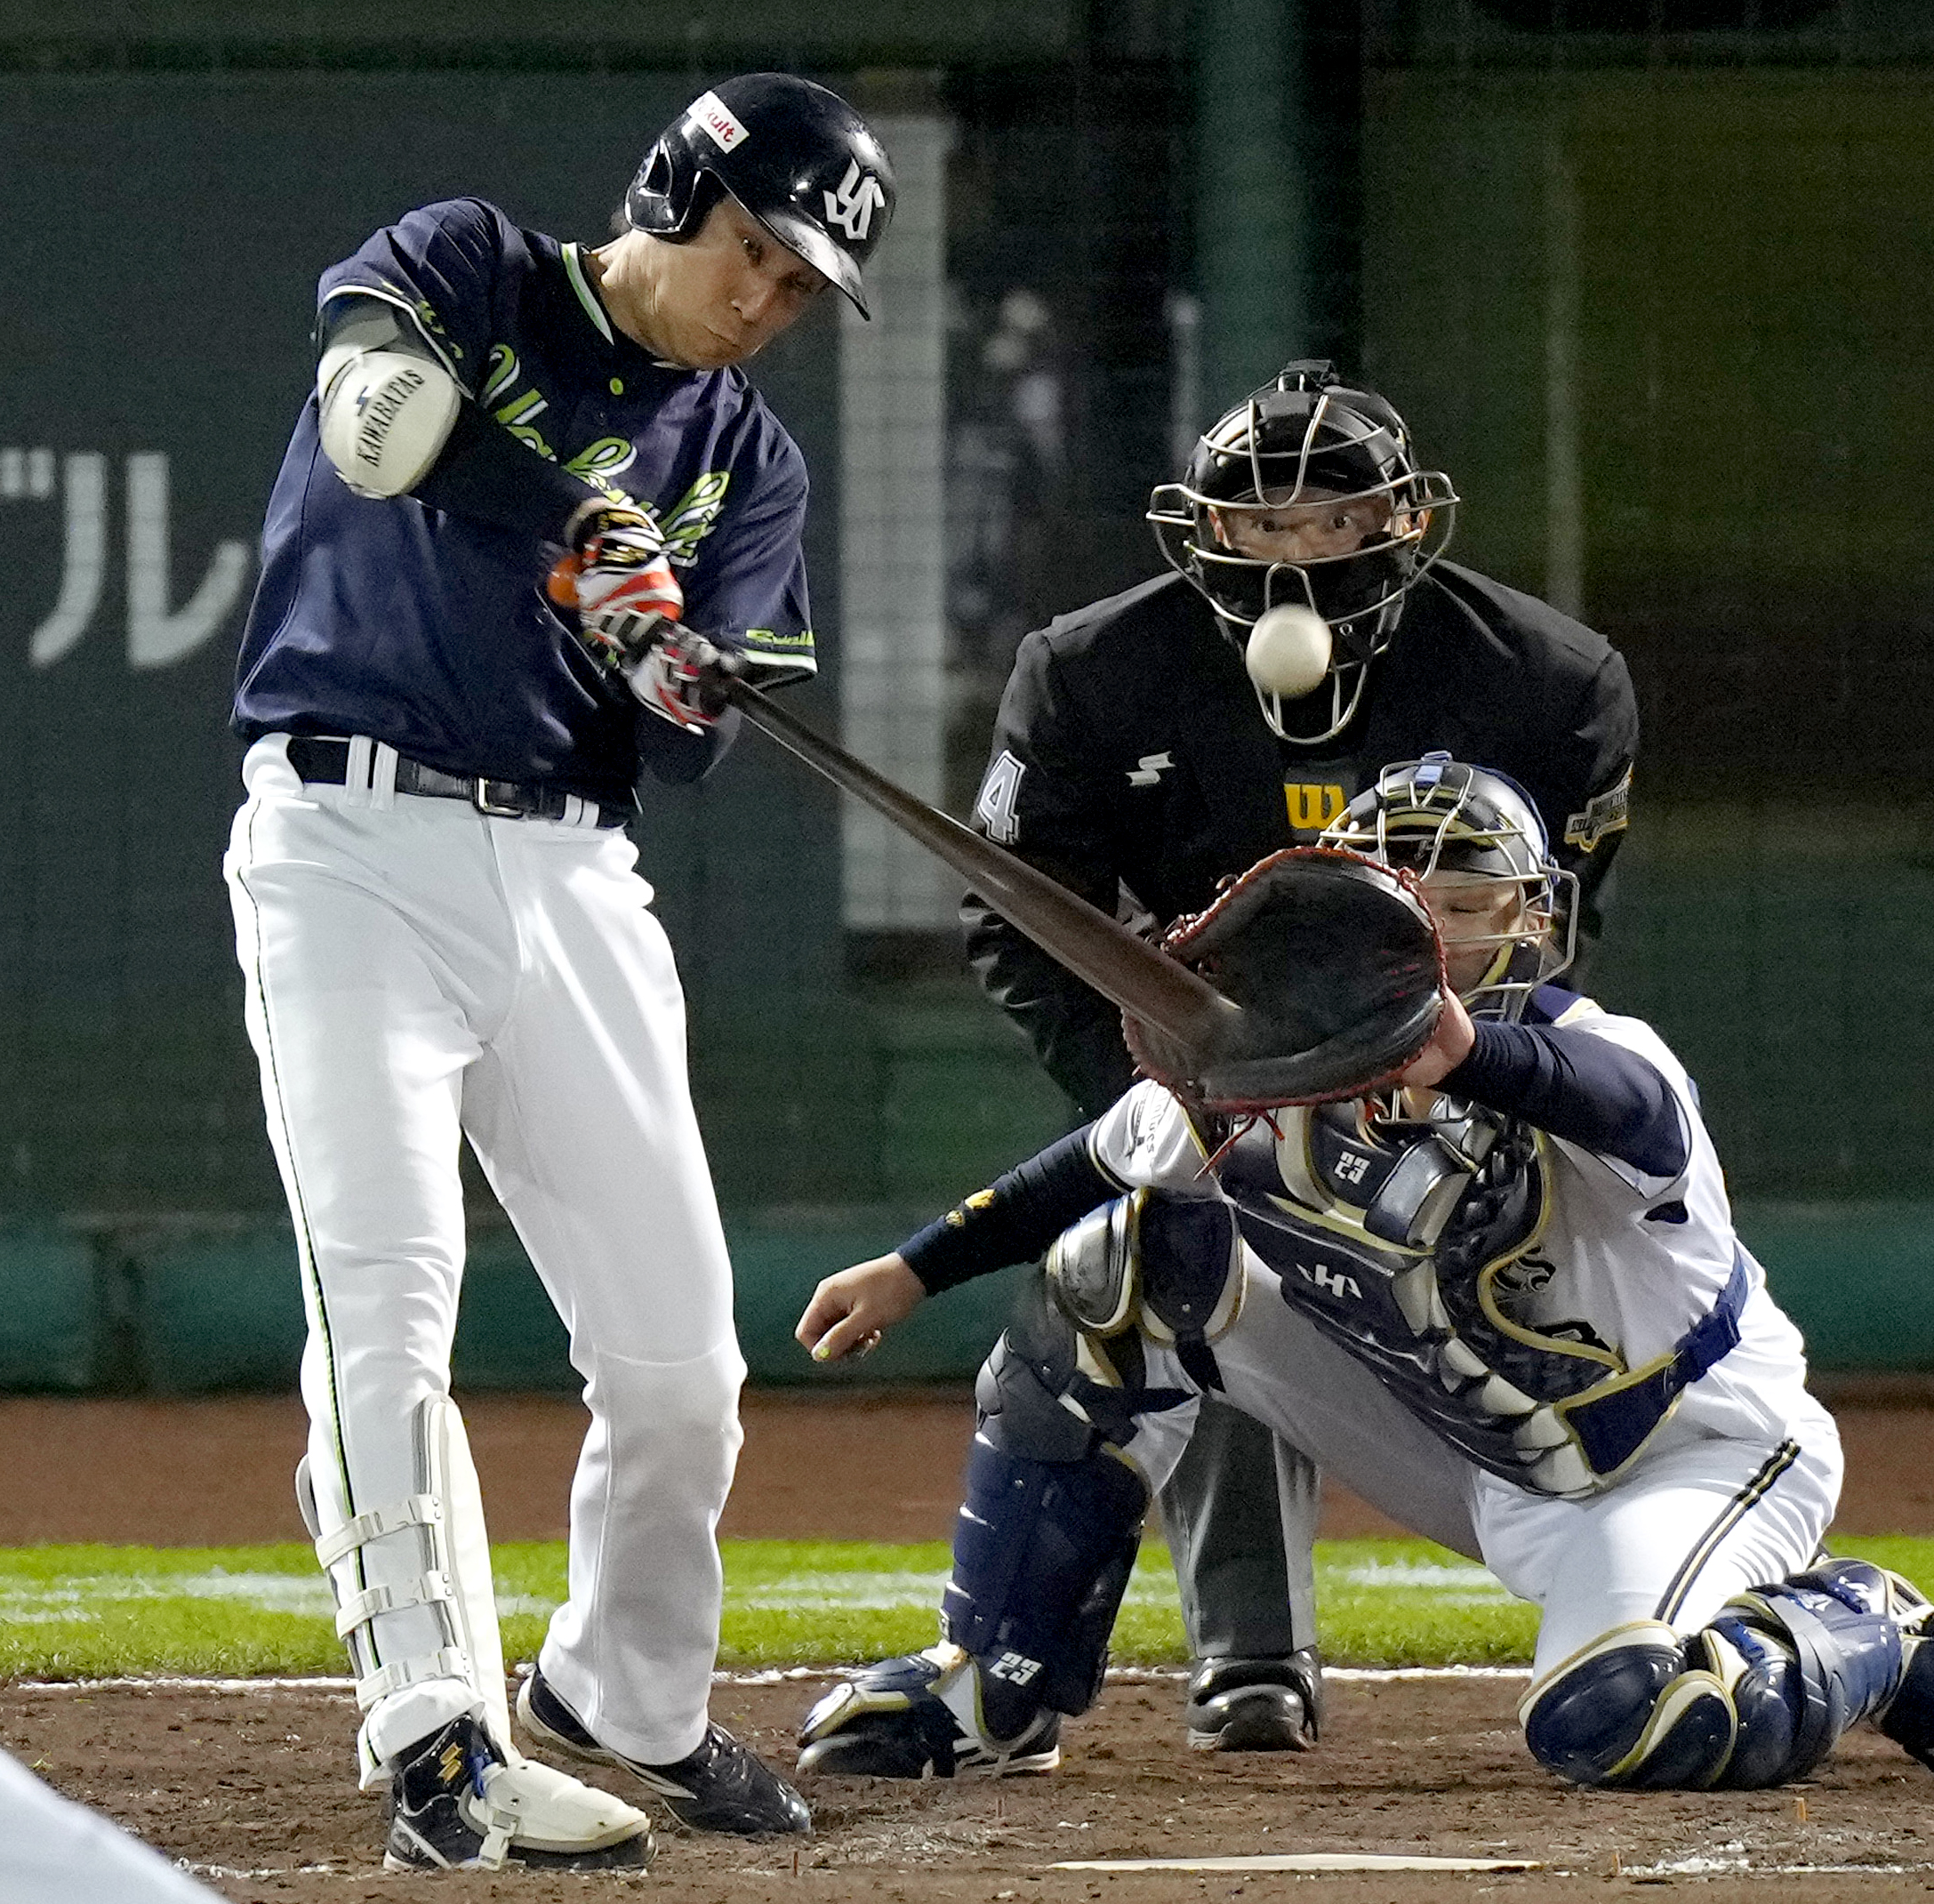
[974,750,1025,844]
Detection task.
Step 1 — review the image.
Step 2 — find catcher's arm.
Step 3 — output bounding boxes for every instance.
[797,1126,1119,1362]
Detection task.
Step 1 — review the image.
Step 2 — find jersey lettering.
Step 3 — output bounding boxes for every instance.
[1285,782,1346,833]
[565,436,638,480]
[659,471,732,566]
[492,388,553,459]
[975,750,1025,845]
[481,343,520,406]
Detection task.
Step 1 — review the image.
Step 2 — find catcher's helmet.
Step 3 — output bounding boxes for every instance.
[1320,753,1575,1019]
[1149,362,1457,741]
[626,75,895,318]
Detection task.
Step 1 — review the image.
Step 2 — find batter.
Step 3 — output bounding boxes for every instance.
[794,759,1934,1793]
[224,75,895,1871]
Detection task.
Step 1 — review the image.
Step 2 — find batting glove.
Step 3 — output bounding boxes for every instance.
[555,502,685,670]
[630,630,742,734]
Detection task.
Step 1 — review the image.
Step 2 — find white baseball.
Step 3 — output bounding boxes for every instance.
[1244,604,1332,700]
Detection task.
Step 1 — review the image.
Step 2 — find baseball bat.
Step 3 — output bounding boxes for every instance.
[719,675,1246,1062]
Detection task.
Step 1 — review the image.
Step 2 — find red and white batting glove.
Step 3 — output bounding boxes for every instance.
[629,629,736,734]
[551,502,684,669]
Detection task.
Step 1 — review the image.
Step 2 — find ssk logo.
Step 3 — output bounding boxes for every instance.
[1298,1261,1362,1302]
[823,160,887,241]
[1127,751,1174,788]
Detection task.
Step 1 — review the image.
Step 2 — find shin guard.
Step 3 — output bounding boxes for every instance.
[303,1396,516,1785]
[939,1437,1149,1723]
[1522,1560,1916,1791]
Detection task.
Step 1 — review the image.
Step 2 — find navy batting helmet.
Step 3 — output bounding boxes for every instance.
[626,75,896,318]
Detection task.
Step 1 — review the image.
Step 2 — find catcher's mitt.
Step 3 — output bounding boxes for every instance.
[1124,847,1445,1113]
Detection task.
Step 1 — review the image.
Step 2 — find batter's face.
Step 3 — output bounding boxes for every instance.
[598,197,829,369]
[1210,488,1411,565]
[1419,872,1535,995]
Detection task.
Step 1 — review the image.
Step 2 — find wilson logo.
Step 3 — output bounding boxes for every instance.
[1284,782,1347,833]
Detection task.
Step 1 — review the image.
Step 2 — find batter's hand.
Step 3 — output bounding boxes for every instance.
[629,629,737,734]
[551,503,684,669]
[1398,986,1476,1089]
[797,1253,927,1362]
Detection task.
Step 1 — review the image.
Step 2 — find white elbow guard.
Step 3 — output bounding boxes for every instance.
[317,344,461,499]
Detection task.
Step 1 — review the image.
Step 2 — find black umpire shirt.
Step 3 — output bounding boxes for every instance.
[963,563,1639,1119]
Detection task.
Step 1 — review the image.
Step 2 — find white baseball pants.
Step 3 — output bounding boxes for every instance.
[1127,1250,1842,1678]
[226,735,744,1774]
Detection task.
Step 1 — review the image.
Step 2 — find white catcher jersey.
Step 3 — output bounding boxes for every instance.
[1087,994,1816,1491]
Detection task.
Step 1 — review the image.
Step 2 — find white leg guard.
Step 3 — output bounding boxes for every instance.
[300,1395,517,1788]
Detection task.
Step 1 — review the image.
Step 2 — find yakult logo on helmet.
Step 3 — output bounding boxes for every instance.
[823,160,887,241]
[689,92,749,152]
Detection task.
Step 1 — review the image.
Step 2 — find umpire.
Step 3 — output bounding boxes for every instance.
[962,361,1636,1751]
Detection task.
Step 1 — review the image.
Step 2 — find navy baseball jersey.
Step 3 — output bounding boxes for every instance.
[234,197,814,808]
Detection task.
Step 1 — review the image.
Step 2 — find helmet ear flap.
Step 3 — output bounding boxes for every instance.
[624,133,724,242]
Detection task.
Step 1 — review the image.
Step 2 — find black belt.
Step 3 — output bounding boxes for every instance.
[285,736,624,828]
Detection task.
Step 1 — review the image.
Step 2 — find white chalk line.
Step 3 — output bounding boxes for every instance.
[12,1663,1530,1696]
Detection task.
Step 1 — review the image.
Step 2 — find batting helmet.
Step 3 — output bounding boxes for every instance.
[626,75,896,318]
[1320,753,1575,1019]
[1148,363,1457,737]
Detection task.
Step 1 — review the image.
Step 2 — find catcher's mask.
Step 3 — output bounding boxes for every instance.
[1148,361,1457,743]
[1320,753,1576,1021]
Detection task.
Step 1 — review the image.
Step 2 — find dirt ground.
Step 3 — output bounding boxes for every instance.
[4,1380,1934,1546]
[5,1386,1934,1898]
[8,1673,1932,1900]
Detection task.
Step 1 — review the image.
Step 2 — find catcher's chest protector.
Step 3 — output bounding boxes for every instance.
[1216,1098,1665,1498]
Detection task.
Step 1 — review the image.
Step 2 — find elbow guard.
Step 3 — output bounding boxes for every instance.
[317,343,461,499]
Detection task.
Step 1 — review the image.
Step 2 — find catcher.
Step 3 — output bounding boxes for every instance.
[791,757,1934,1791]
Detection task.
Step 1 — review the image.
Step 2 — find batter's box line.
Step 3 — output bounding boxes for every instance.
[12,1664,1533,1695]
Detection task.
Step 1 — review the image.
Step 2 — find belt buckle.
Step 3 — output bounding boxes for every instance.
[471,777,528,818]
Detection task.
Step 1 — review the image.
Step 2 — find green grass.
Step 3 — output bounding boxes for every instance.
[3,1537,1931,1681]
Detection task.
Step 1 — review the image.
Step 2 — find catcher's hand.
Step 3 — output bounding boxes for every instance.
[1126,847,1447,1112]
[1399,985,1475,1088]
[796,1253,927,1362]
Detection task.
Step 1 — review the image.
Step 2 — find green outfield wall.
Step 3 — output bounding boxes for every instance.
[0,1195,1926,1396]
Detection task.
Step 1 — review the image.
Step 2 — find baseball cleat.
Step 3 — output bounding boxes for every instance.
[382,1712,653,1872]
[797,1643,1062,1779]
[1184,1651,1322,1752]
[518,1668,811,1835]
[1873,1568,1934,1771]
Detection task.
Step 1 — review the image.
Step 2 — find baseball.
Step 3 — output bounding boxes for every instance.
[1244,604,1333,700]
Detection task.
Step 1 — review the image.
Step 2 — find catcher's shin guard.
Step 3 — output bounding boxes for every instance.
[940,1435,1150,1722]
[1522,1560,1918,1790]
[798,1643,1063,1779]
